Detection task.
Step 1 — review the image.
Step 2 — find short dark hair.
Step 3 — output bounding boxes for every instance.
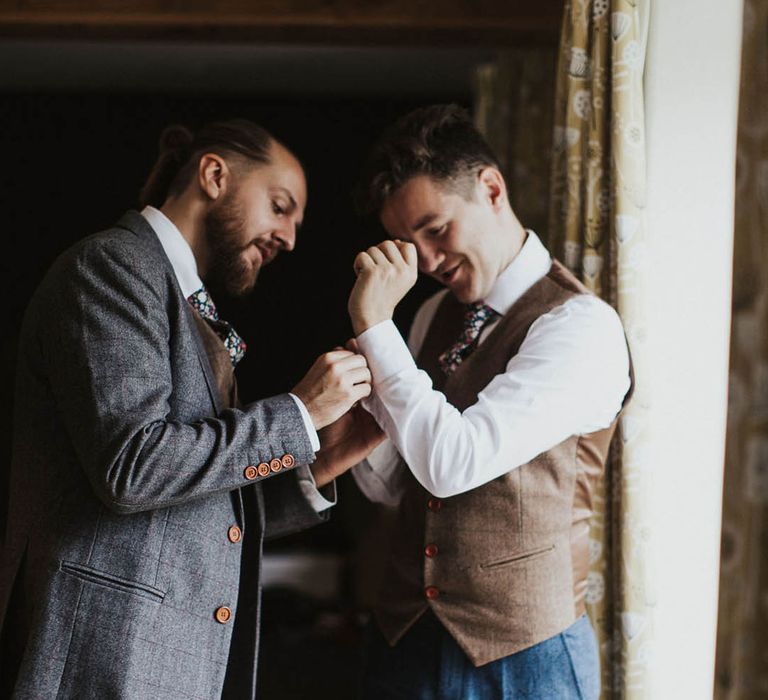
[139,118,275,208]
[356,104,500,217]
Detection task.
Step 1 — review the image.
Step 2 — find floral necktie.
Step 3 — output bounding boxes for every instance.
[438,302,500,375]
[187,286,247,367]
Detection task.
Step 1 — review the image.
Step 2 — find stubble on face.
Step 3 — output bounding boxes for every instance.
[203,186,259,298]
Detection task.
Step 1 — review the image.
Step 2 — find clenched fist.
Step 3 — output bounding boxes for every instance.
[348,240,418,336]
[292,350,372,430]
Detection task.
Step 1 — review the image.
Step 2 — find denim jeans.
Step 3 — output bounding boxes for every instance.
[359,612,600,699]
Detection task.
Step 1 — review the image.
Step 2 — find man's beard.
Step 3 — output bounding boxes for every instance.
[204,191,259,299]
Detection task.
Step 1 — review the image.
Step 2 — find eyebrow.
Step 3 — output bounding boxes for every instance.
[411,212,439,232]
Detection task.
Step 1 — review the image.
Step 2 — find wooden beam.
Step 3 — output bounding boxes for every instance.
[0,1,563,45]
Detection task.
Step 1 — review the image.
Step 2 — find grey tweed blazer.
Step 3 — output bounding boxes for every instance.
[0,211,326,699]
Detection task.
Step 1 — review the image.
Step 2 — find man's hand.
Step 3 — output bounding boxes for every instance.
[310,405,386,487]
[348,240,418,336]
[292,350,372,430]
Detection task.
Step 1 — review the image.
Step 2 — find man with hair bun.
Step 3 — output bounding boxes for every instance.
[0,118,382,698]
[348,104,633,699]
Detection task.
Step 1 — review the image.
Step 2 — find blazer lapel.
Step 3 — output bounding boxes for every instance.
[115,210,224,416]
[116,211,241,527]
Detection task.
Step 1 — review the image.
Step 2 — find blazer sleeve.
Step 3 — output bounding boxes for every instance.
[39,235,316,515]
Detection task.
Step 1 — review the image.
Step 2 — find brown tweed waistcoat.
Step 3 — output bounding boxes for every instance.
[374,259,633,667]
[189,312,239,409]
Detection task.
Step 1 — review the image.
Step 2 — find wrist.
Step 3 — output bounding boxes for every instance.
[309,453,332,488]
[291,390,321,430]
[352,312,391,337]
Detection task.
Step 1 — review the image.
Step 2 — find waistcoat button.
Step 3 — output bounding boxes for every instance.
[424,586,440,600]
[228,526,242,543]
[427,498,443,512]
[424,544,439,558]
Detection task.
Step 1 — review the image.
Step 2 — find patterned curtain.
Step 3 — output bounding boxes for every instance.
[715,1,768,697]
[547,1,651,698]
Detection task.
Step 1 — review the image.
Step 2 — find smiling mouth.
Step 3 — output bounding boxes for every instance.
[440,263,461,284]
[255,244,277,265]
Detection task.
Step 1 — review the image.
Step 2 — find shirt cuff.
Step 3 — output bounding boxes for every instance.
[289,393,320,452]
[295,465,337,512]
[356,320,417,384]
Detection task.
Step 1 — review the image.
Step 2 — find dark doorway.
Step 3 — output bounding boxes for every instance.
[1,40,488,699]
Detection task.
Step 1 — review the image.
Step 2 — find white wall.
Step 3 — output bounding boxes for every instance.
[644,1,742,697]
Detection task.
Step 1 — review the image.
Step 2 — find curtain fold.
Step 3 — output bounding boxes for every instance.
[547,2,651,697]
[715,1,768,697]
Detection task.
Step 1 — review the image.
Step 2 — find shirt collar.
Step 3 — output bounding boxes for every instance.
[141,205,203,299]
[484,230,552,316]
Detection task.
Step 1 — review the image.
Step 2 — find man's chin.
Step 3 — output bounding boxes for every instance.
[230,276,259,298]
[447,280,470,303]
[451,283,483,305]
[218,268,260,299]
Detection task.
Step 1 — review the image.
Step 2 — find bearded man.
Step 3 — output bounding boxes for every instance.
[0,119,381,699]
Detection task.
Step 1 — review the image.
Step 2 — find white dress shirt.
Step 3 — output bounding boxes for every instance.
[351,231,631,504]
[141,206,333,511]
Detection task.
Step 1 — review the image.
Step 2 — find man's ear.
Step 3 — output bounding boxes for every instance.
[477,167,507,212]
[197,153,230,202]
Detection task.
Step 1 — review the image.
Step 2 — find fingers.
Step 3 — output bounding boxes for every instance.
[347,366,372,386]
[326,350,371,382]
[295,349,374,430]
[350,381,373,402]
[318,349,357,365]
[331,352,368,372]
[377,240,417,269]
[375,240,405,265]
[353,251,375,275]
[317,350,371,387]
[397,240,418,268]
[356,240,416,272]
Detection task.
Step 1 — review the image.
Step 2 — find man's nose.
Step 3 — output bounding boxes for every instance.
[274,221,297,252]
[417,243,442,274]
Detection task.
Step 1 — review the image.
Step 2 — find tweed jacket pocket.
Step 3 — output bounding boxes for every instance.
[60,561,166,602]
[479,543,556,570]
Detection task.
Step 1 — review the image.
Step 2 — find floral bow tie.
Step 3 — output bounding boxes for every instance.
[438,302,500,375]
[187,286,247,367]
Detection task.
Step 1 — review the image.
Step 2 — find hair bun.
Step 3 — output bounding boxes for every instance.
[159,125,194,154]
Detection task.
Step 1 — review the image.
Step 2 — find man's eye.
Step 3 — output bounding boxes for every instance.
[272,201,285,215]
[428,224,447,237]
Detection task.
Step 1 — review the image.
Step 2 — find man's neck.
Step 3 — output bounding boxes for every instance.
[497,213,528,276]
[160,197,209,277]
